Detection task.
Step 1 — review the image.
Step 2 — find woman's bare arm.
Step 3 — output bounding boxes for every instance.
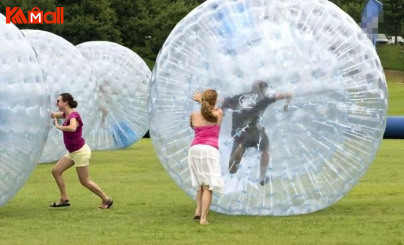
[51,111,64,119]
[54,118,78,132]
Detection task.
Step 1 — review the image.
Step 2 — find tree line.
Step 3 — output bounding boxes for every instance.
[1,0,402,69]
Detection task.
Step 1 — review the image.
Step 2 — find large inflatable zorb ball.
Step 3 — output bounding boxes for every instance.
[0,16,50,207]
[22,30,99,163]
[148,0,388,215]
[77,41,151,150]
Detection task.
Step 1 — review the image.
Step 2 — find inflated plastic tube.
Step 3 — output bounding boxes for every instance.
[22,30,99,163]
[384,116,404,139]
[77,41,151,150]
[0,15,50,207]
[148,0,387,216]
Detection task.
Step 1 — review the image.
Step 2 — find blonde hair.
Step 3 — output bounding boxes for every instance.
[201,89,218,123]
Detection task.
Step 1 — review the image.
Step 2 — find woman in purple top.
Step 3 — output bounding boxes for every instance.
[189,89,225,225]
[50,93,113,209]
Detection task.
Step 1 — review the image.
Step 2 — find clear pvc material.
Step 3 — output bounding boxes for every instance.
[22,30,99,163]
[77,41,150,150]
[0,15,50,207]
[148,0,388,215]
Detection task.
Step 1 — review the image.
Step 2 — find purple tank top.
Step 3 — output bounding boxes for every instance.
[191,124,220,149]
[62,111,85,152]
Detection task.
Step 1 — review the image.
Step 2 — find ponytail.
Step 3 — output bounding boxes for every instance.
[200,89,218,123]
[69,100,78,108]
[59,93,78,108]
[201,101,217,123]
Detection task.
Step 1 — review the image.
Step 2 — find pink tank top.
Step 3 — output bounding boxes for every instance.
[191,124,220,149]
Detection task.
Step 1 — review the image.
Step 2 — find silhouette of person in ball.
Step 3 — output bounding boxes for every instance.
[221,81,292,185]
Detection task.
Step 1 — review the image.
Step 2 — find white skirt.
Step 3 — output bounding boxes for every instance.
[188,144,225,193]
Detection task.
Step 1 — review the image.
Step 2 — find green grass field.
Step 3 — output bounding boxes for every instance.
[0,69,403,244]
[0,138,403,245]
[377,45,403,115]
[377,45,404,71]
[386,70,404,115]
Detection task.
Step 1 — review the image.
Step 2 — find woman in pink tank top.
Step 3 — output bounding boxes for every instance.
[188,89,225,225]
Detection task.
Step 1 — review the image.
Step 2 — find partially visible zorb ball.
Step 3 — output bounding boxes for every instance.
[22,30,99,163]
[77,41,150,150]
[0,15,50,207]
[148,0,387,215]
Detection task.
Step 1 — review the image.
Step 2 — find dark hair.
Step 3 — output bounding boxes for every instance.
[251,80,268,99]
[60,93,78,108]
[251,80,268,93]
[201,89,218,123]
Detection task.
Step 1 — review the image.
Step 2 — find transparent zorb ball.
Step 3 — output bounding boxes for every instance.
[0,15,50,207]
[148,0,387,215]
[77,41,151,150]
[22,30,99,163]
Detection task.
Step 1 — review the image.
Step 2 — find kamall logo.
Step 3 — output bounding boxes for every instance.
[5,7,64,24]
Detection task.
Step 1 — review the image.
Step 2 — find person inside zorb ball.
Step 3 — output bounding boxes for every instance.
[221,80,292,185]
[148,0,388,216]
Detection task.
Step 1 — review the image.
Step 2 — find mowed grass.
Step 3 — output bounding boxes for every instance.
[0,69,402,244]
[0,138,403,245]
[377,45,404,71]
[385,70,404,115]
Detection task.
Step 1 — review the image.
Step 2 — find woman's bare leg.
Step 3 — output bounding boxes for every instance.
[200,185,212,225]
[194,188,202,218]
[51,157,74,203]
[76,166,110,207]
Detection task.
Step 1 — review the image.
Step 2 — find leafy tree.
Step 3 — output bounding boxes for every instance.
[0,0,57,33]
[4,0,400,70]
[1,0,121,45]
[329,0,403,37]
[109,0,140,46]
[329,0,364,23]
[55,0,121,44]
[110,0,201,68]
[381,0,404,40]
